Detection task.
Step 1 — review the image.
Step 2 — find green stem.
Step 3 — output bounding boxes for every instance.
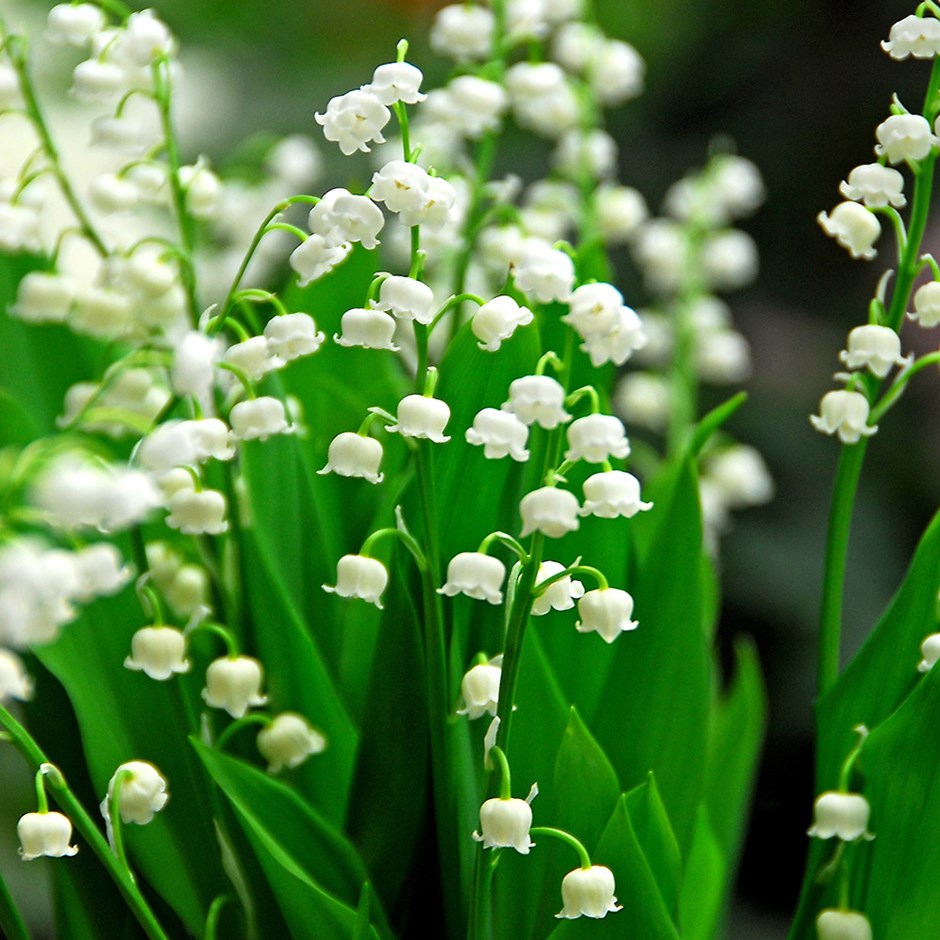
[490,746,512,800]
[0,707,169,940]
[0,866,29,940]
[108,772,134,882]
[529,827,592,869]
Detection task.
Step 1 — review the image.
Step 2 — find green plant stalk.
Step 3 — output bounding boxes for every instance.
[0,867,29,940]
[817,59,940,696]
[0,705,169,940]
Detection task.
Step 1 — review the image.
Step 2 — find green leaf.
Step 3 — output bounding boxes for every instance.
[677,808,726,940]
[588,455,710,854]
[703,637,766,866]
[192,739,388,939]
[0,866,29,940]
[815,509,940,792]
[849,662,940,936]
[240,532,359,825]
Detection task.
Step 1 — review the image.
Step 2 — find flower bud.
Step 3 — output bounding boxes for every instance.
[816,909,872,940]
[107,760,168,825]
[457,661,501,719]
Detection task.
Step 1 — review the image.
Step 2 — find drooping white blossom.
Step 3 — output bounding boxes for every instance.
[202,655,268,719]
[257,713,327,773]
[807,792,873,841]
[465,408,530,461]
[817,203,881,260]
[323,554,389,608]
[556,865,622,920]
[810,390,877,444]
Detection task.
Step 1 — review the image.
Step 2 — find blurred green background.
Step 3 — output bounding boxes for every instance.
[4,0,939,936]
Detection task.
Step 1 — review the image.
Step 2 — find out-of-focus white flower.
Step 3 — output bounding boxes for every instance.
[531,560,584,616]
[590,39,644,106]
[519,486,580,538]
[308,189,384,249]
[125,625,190,681]
[614,372,671,432]
[911,280,940,326]
[465,408,530,461]
[874,113,938,164]
[373,276,435,324]
[323,554,388,608]
[916,632,940,672]
[710,155,765,219]
[443,76,508,138]
[265,135,323,188]
[512,239,575,303]
[815,910,872,940]
[0,649,34,703]
[362,62,426,105]
[229,397,292,441]
[88,173,138,214]
[178,161,222,220]
[704,445,774,509]
[334,307,399,351]
[502,375,570,429]
[318,432,384,483]
[47,3,105,46]
[882,14,940,60]
[471,296,534,351]
[473,797,535,854]
[315,89,390,155]
[202,655,268,719]
[807,791,873,841]
[72,543,131,600]
[165,488,229,536]
[817,203,880,260]
[387,395,451,443]
[257,713,327,773]
[594,184,648,243]
[553,129,617,180]
[457,659,501,718]
[564,414,630,464]
[838,324,907,377]
[171,330,222,401]
[632,218,686,293]
[580,471,652,519]
[430,4,495,62]
[106,761,168,825]
[810,390,877,444]
[18,812,78,860]
[11,272,77,324]
[839,163,906,209]
[695,329,752,384]
[556,865,622,919]
[575,588,638,643]
[701,230,759,290]
[438,552,506,604]
[505,62,580,137]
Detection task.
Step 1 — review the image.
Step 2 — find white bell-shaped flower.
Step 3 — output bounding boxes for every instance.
[334,307,399,351]
[810,390,877,445]
[817,203,880,260]
[71,58,126,102]
[88,173,138,214]
[0,649,34,703]
[18,811,78,860]
[457,660,501,719]
[323,554,388,608]
[202,655,268,718]
[47,3,104,46]
[308,188,384,249]
[438,552,506,604]
[264,313,326,361]
[124,626,190,680]
[580,471,653,519]
[502,375,570,429]
[882,14,940,60]
[387,395,451,443]
[445,76,508,138]
[229,397,292,441]
[917,632,940,672]
[372,276,436,324]
[362,61,427,105]
[556,865,622,919]
[816,909,872,940]
[839,325,907,377]
[563,282,624,337]
[472,797,534,854]
[512,239,575,303]
[315,89,390,155]
[429,4,495,61]
[223,336,281,382]
[564,414,630,464]
[107,761,168,825]
[289,234,351,287]
[370,160,430,215]
[165,489,229,536]
[10,271,76,324]
[808,791,873,841]
[874,113,938,164]
[591,39,644,106]
[531,560,584,616]
[257,713,327,773]
[179,162,222,221]
[519,486,580,538]
[581,306,647,368]
[465,408,530,461]
[318,432,384,483]
[72,543,131,600]
[576,588,638,643]
[506,62,580,138]
[471,296,534,351]
[911,280,940,327]
[839,163,906,209]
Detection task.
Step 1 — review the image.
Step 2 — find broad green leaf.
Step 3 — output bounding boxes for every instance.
[53,860,143,940]
[624,774,681,919]
[35,592,224,935]
[192,739,388,939]
[677,808,726,940]
[549,792,680,940]
[588,455,710,854]
[703,637,766,866]
[815,509,940,792]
